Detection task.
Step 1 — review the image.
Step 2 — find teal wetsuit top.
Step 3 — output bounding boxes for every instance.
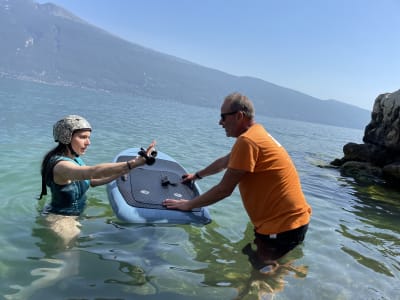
[45,156,90,216]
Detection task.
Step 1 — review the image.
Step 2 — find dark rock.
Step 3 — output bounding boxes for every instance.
[363,92,400,151]
[382,162,400,181]
[331,89,400,186]
[340,161,383,184]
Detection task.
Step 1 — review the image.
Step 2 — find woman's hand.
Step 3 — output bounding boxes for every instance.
[137,140,157,165]
[145,140,157,157]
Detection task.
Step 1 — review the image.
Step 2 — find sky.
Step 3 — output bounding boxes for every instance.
[37,0,400,110]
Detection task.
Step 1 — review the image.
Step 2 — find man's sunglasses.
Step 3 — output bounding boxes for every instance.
[220,111,239,121]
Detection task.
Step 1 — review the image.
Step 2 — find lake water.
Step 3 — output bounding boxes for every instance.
[0,78,399,300]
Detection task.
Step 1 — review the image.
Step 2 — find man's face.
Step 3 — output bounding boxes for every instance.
[219,100,239,137]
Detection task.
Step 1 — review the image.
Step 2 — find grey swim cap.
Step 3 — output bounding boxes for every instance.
[53,115,92,144]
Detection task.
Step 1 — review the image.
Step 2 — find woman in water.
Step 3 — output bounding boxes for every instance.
[39,114,156,244]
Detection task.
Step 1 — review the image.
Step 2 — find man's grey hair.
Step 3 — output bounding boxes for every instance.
[224,92,255,119]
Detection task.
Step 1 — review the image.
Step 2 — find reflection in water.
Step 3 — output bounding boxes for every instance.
[76,223,206,298]
[104,262,157,295]
[5,215,81,300]
[337,178,400,278]
[235,247,308,300]
[4,253,80,300]
[4,196,112,300]
[6,193,311,299]
[341,245,393,277]
[187,222,309,299]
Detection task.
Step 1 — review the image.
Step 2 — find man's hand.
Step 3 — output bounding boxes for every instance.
[163,199,192,211]
[181,173,195,183]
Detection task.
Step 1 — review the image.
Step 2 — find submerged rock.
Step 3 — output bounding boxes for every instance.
[331,89,400,185]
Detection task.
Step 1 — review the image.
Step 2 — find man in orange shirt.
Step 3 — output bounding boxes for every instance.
[163,92,311,272]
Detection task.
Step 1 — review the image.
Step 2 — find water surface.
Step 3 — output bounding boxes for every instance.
[0,79,399,299]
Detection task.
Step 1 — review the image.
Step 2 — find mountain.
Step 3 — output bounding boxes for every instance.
[0,0,371,129]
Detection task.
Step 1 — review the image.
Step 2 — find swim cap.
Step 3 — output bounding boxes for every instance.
[53,115,92,144]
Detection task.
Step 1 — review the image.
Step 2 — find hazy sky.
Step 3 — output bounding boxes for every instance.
[37,0,399,110]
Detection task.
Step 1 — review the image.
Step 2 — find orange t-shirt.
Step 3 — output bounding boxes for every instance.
[228,123,311,235]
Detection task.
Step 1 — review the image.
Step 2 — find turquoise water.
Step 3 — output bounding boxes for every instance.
[0,78,399,299]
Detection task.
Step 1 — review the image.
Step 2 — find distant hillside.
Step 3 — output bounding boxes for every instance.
[0,0,371,129]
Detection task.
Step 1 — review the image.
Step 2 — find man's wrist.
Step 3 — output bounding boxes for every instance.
[195,172,203,179]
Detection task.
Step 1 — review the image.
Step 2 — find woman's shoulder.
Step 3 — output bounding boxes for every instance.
[51,155,85,167]
[51,155,68,162]
[50,155,76,165]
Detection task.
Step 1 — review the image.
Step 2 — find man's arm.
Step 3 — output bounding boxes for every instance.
[182,153,231,183]
[163,167,246,210]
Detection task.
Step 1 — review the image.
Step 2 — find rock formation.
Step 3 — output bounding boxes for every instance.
[331,89,400,185]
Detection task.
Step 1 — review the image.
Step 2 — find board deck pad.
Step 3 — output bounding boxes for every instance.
[116,156,201,211]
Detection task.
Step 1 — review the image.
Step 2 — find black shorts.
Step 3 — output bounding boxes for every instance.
[255,224,309,246]
[243,224,309,268]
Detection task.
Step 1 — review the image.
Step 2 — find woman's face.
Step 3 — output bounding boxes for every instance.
[70,130,91,156]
